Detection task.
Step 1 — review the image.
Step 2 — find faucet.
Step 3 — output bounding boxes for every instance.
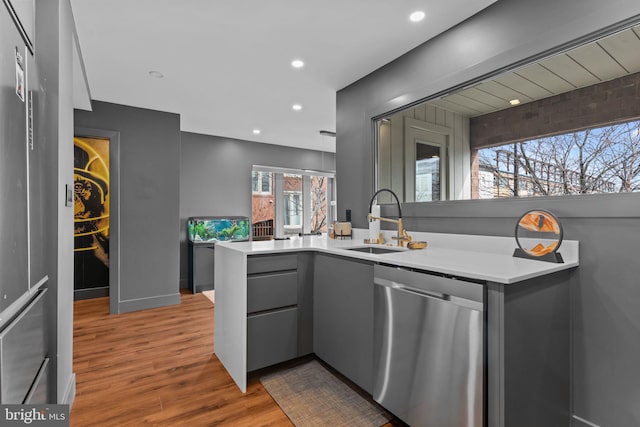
[368,188,412,247]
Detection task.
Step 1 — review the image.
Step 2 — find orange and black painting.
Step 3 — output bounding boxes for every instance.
[74,137,109,291]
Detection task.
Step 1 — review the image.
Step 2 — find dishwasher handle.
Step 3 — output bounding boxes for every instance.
[374,277,448,300]
[374,277,484,312]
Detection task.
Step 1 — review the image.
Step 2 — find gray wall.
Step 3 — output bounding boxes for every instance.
[74,101,181,313]
[179,131,335,288]
[336,0,640,426]
[34,0,76,404]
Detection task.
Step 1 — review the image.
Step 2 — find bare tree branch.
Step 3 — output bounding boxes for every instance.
[476,120,640,198]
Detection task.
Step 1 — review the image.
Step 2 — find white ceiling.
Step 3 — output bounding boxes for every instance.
[70,0,497,153]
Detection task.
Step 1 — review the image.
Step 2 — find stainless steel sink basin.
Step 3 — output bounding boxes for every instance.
[344,246,405,254]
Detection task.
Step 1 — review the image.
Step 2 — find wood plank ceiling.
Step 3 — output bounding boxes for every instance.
[430,24,640,117]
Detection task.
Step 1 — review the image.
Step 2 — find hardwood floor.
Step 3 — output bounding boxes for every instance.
[72,291,286,426]
[71,291,403,426]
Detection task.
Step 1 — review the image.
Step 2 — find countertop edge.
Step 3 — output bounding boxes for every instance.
[216,236,579,284]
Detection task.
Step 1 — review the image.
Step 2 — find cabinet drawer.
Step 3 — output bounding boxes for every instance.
[0,289,47,404]
[247,307,298,371]
[247,254,297,274]
[247,271,298,313]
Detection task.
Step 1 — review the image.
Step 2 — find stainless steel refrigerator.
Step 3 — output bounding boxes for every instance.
[1,0,30,313]
[0,0,48,405]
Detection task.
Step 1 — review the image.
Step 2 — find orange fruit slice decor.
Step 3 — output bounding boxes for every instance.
[514,209,564,263]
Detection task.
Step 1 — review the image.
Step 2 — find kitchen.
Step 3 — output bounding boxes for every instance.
[1,0,640,426]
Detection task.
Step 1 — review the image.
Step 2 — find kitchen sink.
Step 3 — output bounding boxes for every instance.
[344,246,405,254]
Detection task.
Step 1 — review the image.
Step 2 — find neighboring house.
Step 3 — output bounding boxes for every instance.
[252,172,327,238]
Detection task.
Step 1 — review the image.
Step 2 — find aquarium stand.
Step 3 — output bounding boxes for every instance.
[188,242,216,294]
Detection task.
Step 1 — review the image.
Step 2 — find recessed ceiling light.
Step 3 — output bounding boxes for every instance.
[252,129,261,135]
[292,104,303,111]
[409,11,425,22]
[148,70,164,78]
[510,99,521,105]
[291,59,305,68]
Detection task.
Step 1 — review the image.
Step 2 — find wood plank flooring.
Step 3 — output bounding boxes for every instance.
[71,291,403,426]
[72,291,289,426]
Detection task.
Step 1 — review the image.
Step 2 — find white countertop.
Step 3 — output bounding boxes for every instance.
[214,228,579,393]
[217,230,579,284]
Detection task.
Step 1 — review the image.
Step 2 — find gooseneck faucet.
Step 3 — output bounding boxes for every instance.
[368,188,412,247]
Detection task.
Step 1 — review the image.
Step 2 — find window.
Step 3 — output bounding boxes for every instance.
[282,174,303,235]
[251,166,335,239]
[309,175,328,233]
[252,171,272,194]
[284,192,302,227]
[476,119,640,198]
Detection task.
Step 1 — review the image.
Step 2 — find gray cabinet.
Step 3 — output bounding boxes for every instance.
[246,253,312,372]
[313,253,374,393]
[487,270,571,427]
[247,308,298,371]
[247,271,297,313]
[247,253,297,274]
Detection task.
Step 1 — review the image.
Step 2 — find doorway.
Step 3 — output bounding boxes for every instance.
[73,136,110,300]
[414,139,445,202]
[404,118,449,202]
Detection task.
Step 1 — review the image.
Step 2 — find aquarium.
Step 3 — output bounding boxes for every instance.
[187,216,250,243]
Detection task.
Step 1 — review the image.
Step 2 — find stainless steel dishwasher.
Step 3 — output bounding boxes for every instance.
[373,264,485,427]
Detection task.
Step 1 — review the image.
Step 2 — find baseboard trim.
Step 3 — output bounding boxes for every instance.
[573,414,601,427]
[74,287,109,300]
[61,373,76,408]
[116,293,181,314]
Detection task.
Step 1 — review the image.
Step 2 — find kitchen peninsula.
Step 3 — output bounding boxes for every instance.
[214,230,579,426]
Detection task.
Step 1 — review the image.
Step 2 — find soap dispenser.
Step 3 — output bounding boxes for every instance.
[368,203,381,243]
